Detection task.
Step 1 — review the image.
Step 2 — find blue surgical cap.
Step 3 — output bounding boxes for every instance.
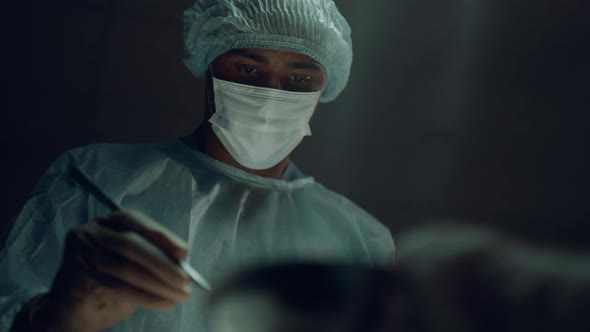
[183,0,353,103]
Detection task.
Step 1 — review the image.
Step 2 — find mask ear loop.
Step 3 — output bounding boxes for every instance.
[206,64,216,116]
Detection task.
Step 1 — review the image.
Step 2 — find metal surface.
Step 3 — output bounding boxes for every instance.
[180,258,212,291]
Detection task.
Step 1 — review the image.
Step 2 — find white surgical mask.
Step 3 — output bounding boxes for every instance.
[209,76,322,170]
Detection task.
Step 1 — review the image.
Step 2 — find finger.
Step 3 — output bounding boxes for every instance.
[84,223,191,289]
[78,236,192,303]
[98,210,189,260]
[100,277,179,312]
[105,210,189,259]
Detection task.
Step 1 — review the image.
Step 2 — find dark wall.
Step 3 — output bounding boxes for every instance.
[3,0,589,249]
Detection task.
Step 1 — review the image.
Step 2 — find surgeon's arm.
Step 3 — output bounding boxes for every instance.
[9,293,55,331]
[9,211,192,332]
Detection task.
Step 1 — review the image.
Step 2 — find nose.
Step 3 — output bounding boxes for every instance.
[264,75,282,90]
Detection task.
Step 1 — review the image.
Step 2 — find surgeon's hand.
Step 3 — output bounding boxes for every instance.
[21,210,192,332]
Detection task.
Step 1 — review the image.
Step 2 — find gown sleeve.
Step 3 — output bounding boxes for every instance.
[0,152,89,330]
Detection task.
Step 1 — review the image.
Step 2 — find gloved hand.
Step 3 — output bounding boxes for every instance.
[13,210,192,332]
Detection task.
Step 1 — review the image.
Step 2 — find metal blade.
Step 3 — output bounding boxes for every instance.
[180,258,212,292]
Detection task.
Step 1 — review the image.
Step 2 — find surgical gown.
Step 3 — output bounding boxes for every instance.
[0,138,395,331]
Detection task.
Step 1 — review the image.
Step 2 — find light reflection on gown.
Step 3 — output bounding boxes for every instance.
[0,137,395,332]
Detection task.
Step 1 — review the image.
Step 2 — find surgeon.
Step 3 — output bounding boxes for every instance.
[1,0,395,331]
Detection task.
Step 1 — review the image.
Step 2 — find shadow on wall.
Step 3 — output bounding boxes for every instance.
[2,0,201,227]
[296,0,590,249]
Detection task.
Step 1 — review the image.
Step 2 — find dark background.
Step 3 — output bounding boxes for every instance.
[2,0,589,249]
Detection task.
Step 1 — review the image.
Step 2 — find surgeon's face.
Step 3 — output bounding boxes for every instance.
[210,48,327,93]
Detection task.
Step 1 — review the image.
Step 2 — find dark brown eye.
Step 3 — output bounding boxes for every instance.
[239,65,258,75]
[289,74,312,84]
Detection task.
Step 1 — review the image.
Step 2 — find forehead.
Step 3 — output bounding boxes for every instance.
[216,48,325,71]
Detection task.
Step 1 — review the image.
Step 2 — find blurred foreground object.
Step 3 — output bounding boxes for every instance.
[210,224,589,332]
[394,223,590,332]
[208,263,398,332]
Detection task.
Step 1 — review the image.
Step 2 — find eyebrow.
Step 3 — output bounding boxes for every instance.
[228,49,324,72]
[286,62,323,72]
[228,49,269,64]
